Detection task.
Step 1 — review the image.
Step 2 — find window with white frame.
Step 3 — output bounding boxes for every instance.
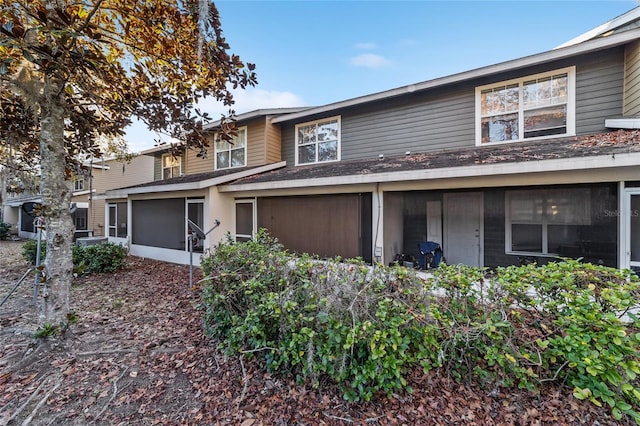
[505,188,590,255]
[73,177,85,191]
[162,154,181,179]
[295,116,340,165]
[108,202,128,238]
[477,67,575,145]
[215,127,247,169]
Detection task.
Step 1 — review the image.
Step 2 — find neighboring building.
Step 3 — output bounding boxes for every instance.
[6,154,154,240]
[104,108,306,265]
[71,154,155,238]
[108,7,640,270]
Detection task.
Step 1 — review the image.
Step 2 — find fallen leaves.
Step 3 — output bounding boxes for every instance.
[0,244,635,425]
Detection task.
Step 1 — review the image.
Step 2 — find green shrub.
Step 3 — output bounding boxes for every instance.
[0,222,10,240]
[428,260,640,424]
[78,242,128,273]
[22,240,127,274]
[202,232,640,422]
[22,239,46,264]
[201,230,437,401]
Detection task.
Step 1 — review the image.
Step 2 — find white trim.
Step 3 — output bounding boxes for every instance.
[214,126,248,170]
[73,177,86,191]
[555,7,640,49]
[623,188,640,269]
[105,161,286,198]
[161,153,182,179]
[605,118,640,129]
[203,108,310,130]
[619,182,626,269]
[129,244,199,266]
[72,189,96,197]
[234,198,256,241]
[272,28,640,124]
[219,152,640,193]
[294,116,341,166]
[107,201,128,239]
[475,67,576,146]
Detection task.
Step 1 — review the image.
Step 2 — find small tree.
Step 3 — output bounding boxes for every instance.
[0,0,256,327]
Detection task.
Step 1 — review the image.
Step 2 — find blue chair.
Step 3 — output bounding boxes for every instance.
[418,241,442,269]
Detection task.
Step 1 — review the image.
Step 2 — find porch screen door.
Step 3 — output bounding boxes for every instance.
[444,193,483,267]
[628,192,640,269]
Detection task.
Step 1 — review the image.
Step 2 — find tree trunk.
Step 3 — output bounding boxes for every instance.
[38,74,74,327]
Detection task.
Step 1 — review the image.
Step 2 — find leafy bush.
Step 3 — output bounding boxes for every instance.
[78,242,128,273]
[201,233,640,422]
[0,222,10,240]
[22,239,46,264]
[22,240,127,274]
[201,230,437,401]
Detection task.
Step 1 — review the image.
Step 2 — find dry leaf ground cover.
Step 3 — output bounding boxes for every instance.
[0,240,631,425]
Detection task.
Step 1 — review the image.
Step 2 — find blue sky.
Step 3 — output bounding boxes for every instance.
[124,0,638,152]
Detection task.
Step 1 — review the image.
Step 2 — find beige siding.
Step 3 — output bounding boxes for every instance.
[246,119,267,166]
[185,143,214,175]
[91,155,154,194]
[88,199,106,236]
[624,40,640,116]
[265,120,282,164]
[84,154,154,236]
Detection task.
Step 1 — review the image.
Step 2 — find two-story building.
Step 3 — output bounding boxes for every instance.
[71,154,155,238]
[104,108,306,264]
[108,7,640,270]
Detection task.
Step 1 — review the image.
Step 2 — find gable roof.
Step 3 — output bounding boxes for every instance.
[556,6,640,49]
[220,131,640,191]
[272,25,640,125]
[203,107,311,130]
[105,161,285,197]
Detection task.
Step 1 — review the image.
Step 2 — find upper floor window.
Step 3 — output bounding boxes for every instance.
[73,177,85,191]
[215,127,247,169]
[295,116,340,165]
[476,67,575,145]
[162,153,181,179]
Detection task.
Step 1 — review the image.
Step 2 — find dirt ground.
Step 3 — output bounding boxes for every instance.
[0,240,633,425]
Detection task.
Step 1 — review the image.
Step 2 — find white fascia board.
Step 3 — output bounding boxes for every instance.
[219,153,640,193]
[197,161,286,188]
[6,195,42,207]
[203,108,311,130]
[138,143,183,156]
[272,28,640,124]
[106,181,200,198]
[556,7,640,49]
[72,189,96,197]
[88,163,110,170]
[105,161,286,198]
[605,118,640,129]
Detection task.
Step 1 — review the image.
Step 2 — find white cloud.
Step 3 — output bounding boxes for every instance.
[349,53,391,69]
[197,88,306,117]
[355,42,377,50]
[124,89,306,152]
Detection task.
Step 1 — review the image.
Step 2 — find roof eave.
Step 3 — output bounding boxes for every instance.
[218,152,640,193]
[105,161,287,198]
[203,107,313,130]
[555,6,640,49]
[272,28,640,124]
